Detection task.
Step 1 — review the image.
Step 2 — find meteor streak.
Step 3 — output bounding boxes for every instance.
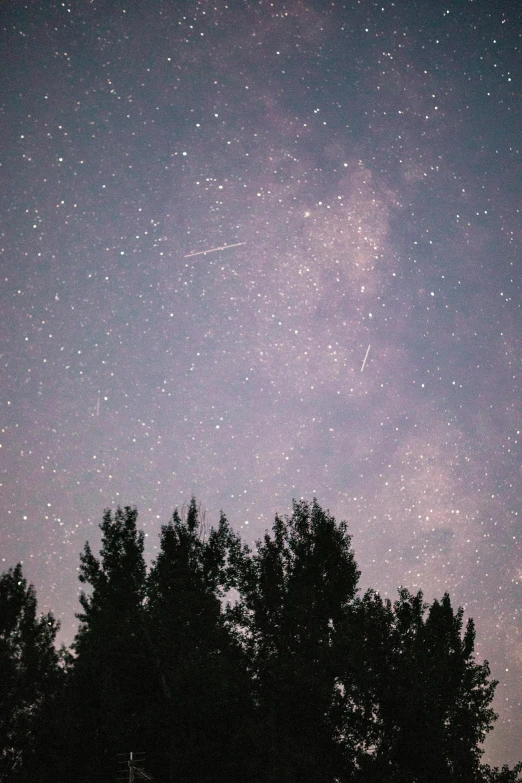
[360,344,371,372]
[184,242,246,258]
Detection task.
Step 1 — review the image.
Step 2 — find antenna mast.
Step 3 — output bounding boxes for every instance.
[117,752,153,782]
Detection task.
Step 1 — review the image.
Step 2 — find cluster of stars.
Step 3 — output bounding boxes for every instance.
[1,0,520,766]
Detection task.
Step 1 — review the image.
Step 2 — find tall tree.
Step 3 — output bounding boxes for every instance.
[66,506,152,781]
[0,564,61,780]
[341,588,500,782]
[231,499,360,783]
[334,588,397,777]
[144,499,255,782]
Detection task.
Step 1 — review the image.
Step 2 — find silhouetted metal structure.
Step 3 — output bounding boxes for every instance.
[117,752,153,782]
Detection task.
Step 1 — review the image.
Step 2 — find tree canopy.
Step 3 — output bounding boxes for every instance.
[2,499,520,783]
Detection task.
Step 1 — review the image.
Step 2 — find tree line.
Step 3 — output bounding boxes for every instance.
[1,499,520,782]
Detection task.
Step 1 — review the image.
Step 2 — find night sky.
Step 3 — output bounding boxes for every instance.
[1,0,520,765]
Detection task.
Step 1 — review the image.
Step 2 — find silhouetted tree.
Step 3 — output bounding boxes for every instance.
[0,564,61,780]
[65,506,152,781]
[230,499,360,782]
[334,588,397,777]
[340,588,501,782]
[144,498,255,782]
[3,499,520,783]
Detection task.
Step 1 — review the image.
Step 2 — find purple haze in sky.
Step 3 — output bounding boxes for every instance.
[1,0,520,765]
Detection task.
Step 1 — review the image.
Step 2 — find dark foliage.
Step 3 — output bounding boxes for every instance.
[228,499,360,782]
[2,499,520,783]
[0,564,62,780]
[143,499,255,781]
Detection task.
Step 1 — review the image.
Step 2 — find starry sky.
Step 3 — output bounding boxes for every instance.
[1,0,520,765]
